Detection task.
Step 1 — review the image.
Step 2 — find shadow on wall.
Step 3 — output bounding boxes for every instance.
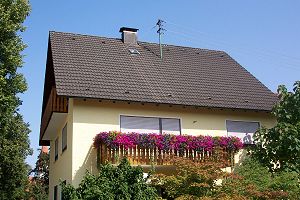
[72,145,99,187]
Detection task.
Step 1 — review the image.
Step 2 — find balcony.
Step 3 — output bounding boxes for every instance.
[97,143,232,166]
[94,131,243,168]
[40,87,68,144]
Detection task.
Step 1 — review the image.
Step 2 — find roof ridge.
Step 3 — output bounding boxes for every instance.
[49,30,122,42]
[49,30,224,53]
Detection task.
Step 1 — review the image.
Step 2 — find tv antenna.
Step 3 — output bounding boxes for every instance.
[156,19,166,60]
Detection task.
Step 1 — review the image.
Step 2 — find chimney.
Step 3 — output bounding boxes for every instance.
[119,27,139,45]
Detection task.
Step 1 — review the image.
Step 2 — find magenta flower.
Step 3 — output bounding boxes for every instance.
[94,131,244,152]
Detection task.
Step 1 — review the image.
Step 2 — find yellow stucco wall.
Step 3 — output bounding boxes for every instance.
[48,99,73,200]
[70,99,276,187]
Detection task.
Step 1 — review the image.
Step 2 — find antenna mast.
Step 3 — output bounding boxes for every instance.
[156,19,166,60]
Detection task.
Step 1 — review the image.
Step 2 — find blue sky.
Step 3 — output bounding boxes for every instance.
[21,0,300,167]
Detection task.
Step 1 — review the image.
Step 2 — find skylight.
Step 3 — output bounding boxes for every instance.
[128,49,140,55]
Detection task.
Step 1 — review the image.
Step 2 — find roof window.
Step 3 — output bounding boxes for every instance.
[128,48,140,55]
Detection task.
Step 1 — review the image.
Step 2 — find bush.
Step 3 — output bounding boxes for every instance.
[151,157,228,199]
[231,156,300,199]
[153,157,293,200]
[61,158,157,200]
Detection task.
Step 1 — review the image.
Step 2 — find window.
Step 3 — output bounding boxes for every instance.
[55,138,58,161]
[161,118,181,134]
[54,185,58,200]
[128,48,140,55]
[62,124,67,152]
[226,120,260,144]
[120,115,181,135]
[121,116,159,133]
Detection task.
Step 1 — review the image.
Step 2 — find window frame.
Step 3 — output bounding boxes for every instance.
[54,185,58,200]
[225,119,261,145]
[54,137,58,161]
[160,117,182,135]
[119,115,182,135]
[62,123,67,152]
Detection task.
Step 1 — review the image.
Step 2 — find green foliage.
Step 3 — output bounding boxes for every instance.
[32,148,50,188]
[154,157,291,200]
[61,158,158,200]
[233,157,271,190]
[218,156,300,199]
[25,148,50,199]
[232,156,300,199]
[219,177,289,200]
[253,81,300,173]
[152,158,226,199]
[0,0,32,199]
[25,180,49,200]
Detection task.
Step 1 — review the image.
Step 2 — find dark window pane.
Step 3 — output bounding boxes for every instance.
[54,185,57,200]
[62,124,67,152]
[55,138,58,161]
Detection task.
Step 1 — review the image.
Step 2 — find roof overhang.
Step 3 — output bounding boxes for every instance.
[39,112,67,146]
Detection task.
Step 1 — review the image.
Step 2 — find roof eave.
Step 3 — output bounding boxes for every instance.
[63,95,274,113]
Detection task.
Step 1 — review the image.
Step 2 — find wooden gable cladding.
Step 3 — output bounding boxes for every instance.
[40,87,68,144]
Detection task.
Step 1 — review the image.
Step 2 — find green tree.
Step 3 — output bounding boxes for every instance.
[61,158,158,200]
[253,81,300,173]
[32,148,49,189]
[25,181,48,200]
[25,148,49,199]
[0,0,32,199]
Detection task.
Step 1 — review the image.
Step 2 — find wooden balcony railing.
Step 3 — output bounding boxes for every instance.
[40,87,68,136]
[97,143,232,167]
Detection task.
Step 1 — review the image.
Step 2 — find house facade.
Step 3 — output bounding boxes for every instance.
[40,28,277,199]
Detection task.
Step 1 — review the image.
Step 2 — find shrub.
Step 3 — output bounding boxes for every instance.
[153,156,292,199]
[61,158,157,200]
[231,156,300,199]
[152,157,228,199]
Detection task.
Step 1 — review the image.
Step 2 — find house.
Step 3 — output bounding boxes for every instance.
[39,27,278,199]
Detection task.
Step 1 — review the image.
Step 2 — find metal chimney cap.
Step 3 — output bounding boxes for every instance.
[119,27,139,33]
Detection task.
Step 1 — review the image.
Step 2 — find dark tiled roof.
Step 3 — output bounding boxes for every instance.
[48,31,277,111]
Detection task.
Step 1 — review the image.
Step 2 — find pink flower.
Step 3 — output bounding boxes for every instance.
[94,131,244,152]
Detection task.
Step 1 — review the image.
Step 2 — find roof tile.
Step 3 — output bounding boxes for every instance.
[49,31,278,111]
